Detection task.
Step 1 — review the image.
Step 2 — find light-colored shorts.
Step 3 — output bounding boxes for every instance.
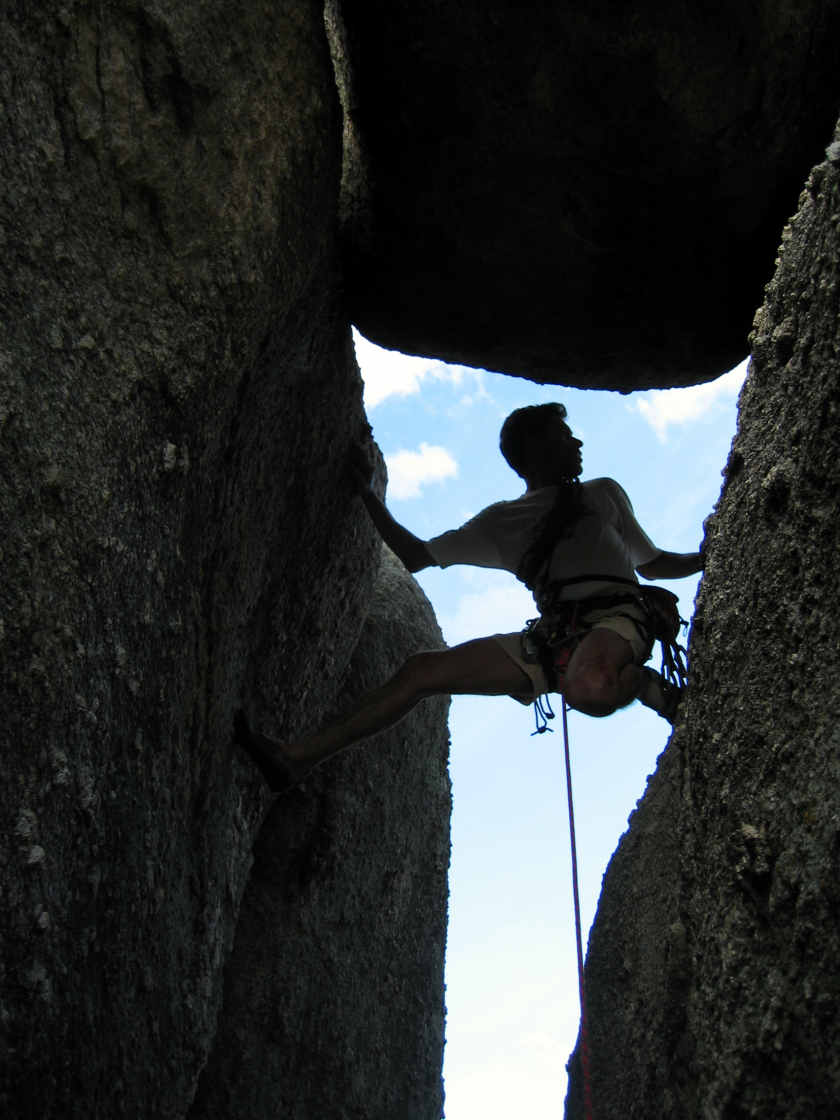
[492,596,652,705]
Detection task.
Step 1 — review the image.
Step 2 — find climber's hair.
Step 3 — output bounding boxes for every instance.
[499,402,568,479]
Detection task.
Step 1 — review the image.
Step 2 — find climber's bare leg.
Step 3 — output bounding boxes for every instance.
[263,638,532,776]
[563,627,642,717]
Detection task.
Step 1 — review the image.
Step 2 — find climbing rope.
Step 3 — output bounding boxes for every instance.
[562,695,594,1120]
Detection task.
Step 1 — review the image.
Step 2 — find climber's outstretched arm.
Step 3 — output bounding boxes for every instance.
[637,549,704,580]
[350,440,435,573]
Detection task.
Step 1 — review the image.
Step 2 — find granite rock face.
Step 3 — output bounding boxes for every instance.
[337,0,840,389]
[190,548,450,1120]
[0,3,383,1116]
[566,124,840,1118]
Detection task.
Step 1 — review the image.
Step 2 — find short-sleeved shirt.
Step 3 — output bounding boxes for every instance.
[425,478,660,601]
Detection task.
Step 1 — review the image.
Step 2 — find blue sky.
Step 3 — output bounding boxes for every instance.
[354,331,747,1119]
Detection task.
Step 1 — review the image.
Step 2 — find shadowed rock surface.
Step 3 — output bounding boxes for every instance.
[566,123,840,1119]
[0,2,384,1116]
[337,0,840,389]
[190,549,450,1120]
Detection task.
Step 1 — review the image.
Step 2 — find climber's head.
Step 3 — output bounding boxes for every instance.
[499,403,583,486]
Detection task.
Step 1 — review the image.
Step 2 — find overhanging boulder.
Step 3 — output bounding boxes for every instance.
[337,0,840,389]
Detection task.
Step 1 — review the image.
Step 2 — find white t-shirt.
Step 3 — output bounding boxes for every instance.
[425,478,660,601]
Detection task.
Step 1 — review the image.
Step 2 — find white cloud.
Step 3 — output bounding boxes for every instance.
[630,359,748,442]
[436,577,535,646]
[385,442,458,500]
[353,328,484,409]
[518,1031,567,1071]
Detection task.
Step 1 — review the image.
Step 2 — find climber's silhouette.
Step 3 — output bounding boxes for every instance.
[234,403,704,791]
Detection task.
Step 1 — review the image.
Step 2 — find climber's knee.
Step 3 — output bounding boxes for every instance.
[563,628,633,718]
[397,650,448,700]
[564,664,620,717]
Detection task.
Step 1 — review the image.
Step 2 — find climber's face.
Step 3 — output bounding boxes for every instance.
[523,417,583,485]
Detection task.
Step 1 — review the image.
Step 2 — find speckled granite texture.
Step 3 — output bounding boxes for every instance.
[190,549,450,1120]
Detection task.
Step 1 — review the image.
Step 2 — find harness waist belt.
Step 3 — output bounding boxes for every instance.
[534,573,641,612]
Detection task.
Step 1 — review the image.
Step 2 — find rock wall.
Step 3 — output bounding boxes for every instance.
[0,2,389,1116]
[337,0,840,389]
[566,123,840,1119]
[190,549,450,1120]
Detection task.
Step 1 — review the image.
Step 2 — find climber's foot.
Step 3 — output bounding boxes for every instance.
[233,709,307,793]
[639,668,685,725]
[659,680,685,725]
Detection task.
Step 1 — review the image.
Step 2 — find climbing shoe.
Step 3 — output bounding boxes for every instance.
[659,680,686,725]
[641,667,685,725]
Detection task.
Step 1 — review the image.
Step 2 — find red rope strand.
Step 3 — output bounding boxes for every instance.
[562,696,594,1120]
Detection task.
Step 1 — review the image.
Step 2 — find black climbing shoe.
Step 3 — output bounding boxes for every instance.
[641,668,685,725]
[233,709,302,793]
[659,681,685,725]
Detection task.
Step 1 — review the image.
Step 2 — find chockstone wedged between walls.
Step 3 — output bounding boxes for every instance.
[334,0,840,388]
[565,124,840,1120]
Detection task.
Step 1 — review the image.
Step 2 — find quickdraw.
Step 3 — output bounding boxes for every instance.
[635,583,688,691]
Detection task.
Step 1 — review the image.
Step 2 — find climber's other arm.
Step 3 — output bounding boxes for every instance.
[350,441,435,573]
[636,550,704,580]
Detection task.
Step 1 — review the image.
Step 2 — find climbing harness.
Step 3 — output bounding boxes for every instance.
[524,574,688,730]
[562,695,594,1120]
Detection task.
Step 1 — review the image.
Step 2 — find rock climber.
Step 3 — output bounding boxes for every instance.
[234,402,704,792]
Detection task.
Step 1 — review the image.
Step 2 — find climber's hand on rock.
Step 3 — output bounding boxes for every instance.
[350,440,376,496]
